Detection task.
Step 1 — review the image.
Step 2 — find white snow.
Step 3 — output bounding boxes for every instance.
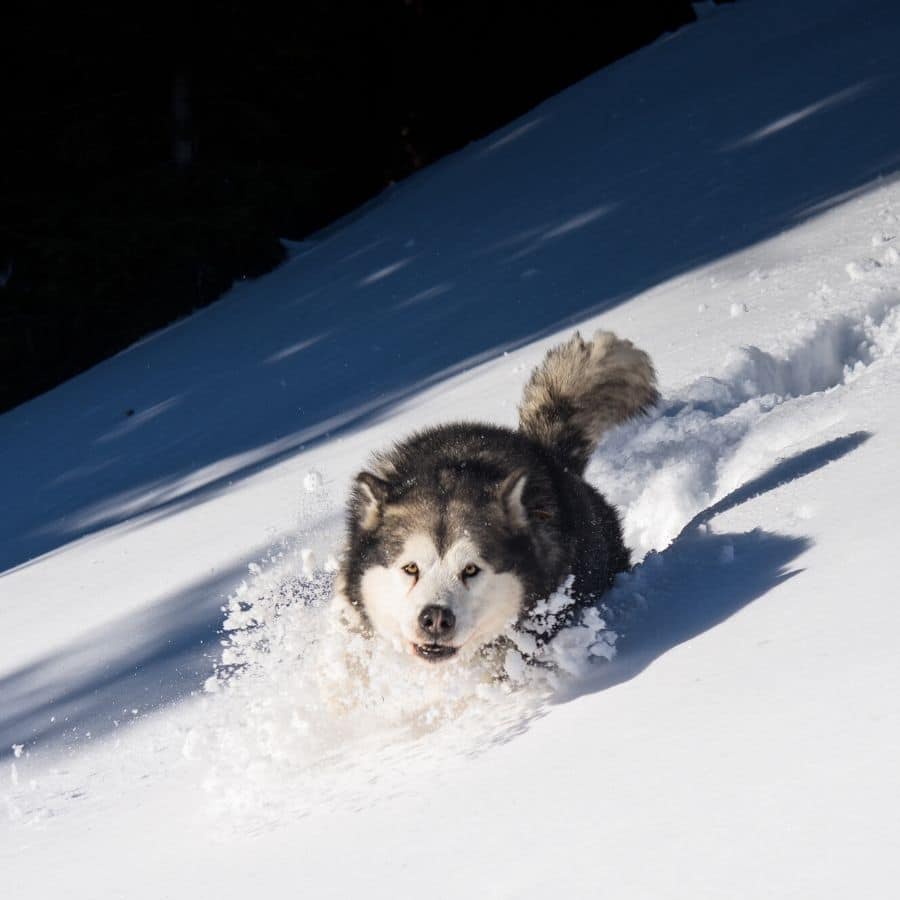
[3,0,900,897]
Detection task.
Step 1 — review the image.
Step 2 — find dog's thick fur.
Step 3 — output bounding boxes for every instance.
[333,331,658,662]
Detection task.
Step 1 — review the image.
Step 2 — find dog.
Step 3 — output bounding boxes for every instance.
[331,331,658,664]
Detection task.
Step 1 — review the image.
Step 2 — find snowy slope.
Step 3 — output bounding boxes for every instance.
[3,0,900,897]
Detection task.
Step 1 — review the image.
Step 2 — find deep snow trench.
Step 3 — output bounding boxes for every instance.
[593,297,900,555]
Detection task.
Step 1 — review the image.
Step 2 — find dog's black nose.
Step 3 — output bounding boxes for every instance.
[418,605,456,639]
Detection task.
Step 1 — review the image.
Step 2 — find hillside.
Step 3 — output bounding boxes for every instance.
[3,1,900,897]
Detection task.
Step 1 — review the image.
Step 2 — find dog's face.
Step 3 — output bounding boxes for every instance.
[344,467,549,662]
[361,530,524,662]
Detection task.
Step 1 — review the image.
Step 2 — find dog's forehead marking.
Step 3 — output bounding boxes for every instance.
[383,481,502,552]
[443,536,482,566]
[397,532,483,568]
[398,532,438,565]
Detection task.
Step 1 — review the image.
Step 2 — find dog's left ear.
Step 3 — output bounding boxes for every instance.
[354,471,389,531]
[499,468,529,530]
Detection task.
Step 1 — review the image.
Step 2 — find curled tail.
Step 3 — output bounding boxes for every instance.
[518,330,658,473]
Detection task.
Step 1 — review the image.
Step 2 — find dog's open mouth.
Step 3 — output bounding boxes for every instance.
[413,643,458,662]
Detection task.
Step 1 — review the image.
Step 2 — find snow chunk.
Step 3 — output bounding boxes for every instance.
[300,548,316,577]
[845,258,881,280]
[303,470,324,493]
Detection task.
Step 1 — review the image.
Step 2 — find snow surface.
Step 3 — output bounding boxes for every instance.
[3,0,900,896]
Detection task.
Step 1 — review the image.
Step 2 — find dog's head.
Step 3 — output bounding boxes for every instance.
[341,464,559,662]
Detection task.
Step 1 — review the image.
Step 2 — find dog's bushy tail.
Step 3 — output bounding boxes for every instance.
[518,331,658,473]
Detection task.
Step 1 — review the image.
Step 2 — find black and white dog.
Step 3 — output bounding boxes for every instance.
[332,332,657,663]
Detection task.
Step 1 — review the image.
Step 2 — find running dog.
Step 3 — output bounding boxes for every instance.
[332,331,657,663]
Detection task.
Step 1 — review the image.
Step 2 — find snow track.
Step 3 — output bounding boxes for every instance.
[592,297,900,555]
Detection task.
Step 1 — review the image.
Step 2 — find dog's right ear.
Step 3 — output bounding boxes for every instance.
[353,471,390,531]
[498,468,529,531]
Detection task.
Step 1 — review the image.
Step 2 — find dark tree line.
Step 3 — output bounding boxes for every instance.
[0,1,705,412]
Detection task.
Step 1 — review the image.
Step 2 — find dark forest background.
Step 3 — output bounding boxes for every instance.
[0,1,721,413]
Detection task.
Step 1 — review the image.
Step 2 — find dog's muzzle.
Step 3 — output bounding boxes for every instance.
[414,604,458,661]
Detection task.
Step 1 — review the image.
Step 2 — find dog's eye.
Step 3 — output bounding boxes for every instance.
[402,562,419,577]
[461,563,480,579]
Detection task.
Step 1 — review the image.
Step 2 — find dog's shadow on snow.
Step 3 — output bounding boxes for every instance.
[554,430,870,704]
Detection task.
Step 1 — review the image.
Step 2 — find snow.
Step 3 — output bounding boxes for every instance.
[3,0,900,896]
